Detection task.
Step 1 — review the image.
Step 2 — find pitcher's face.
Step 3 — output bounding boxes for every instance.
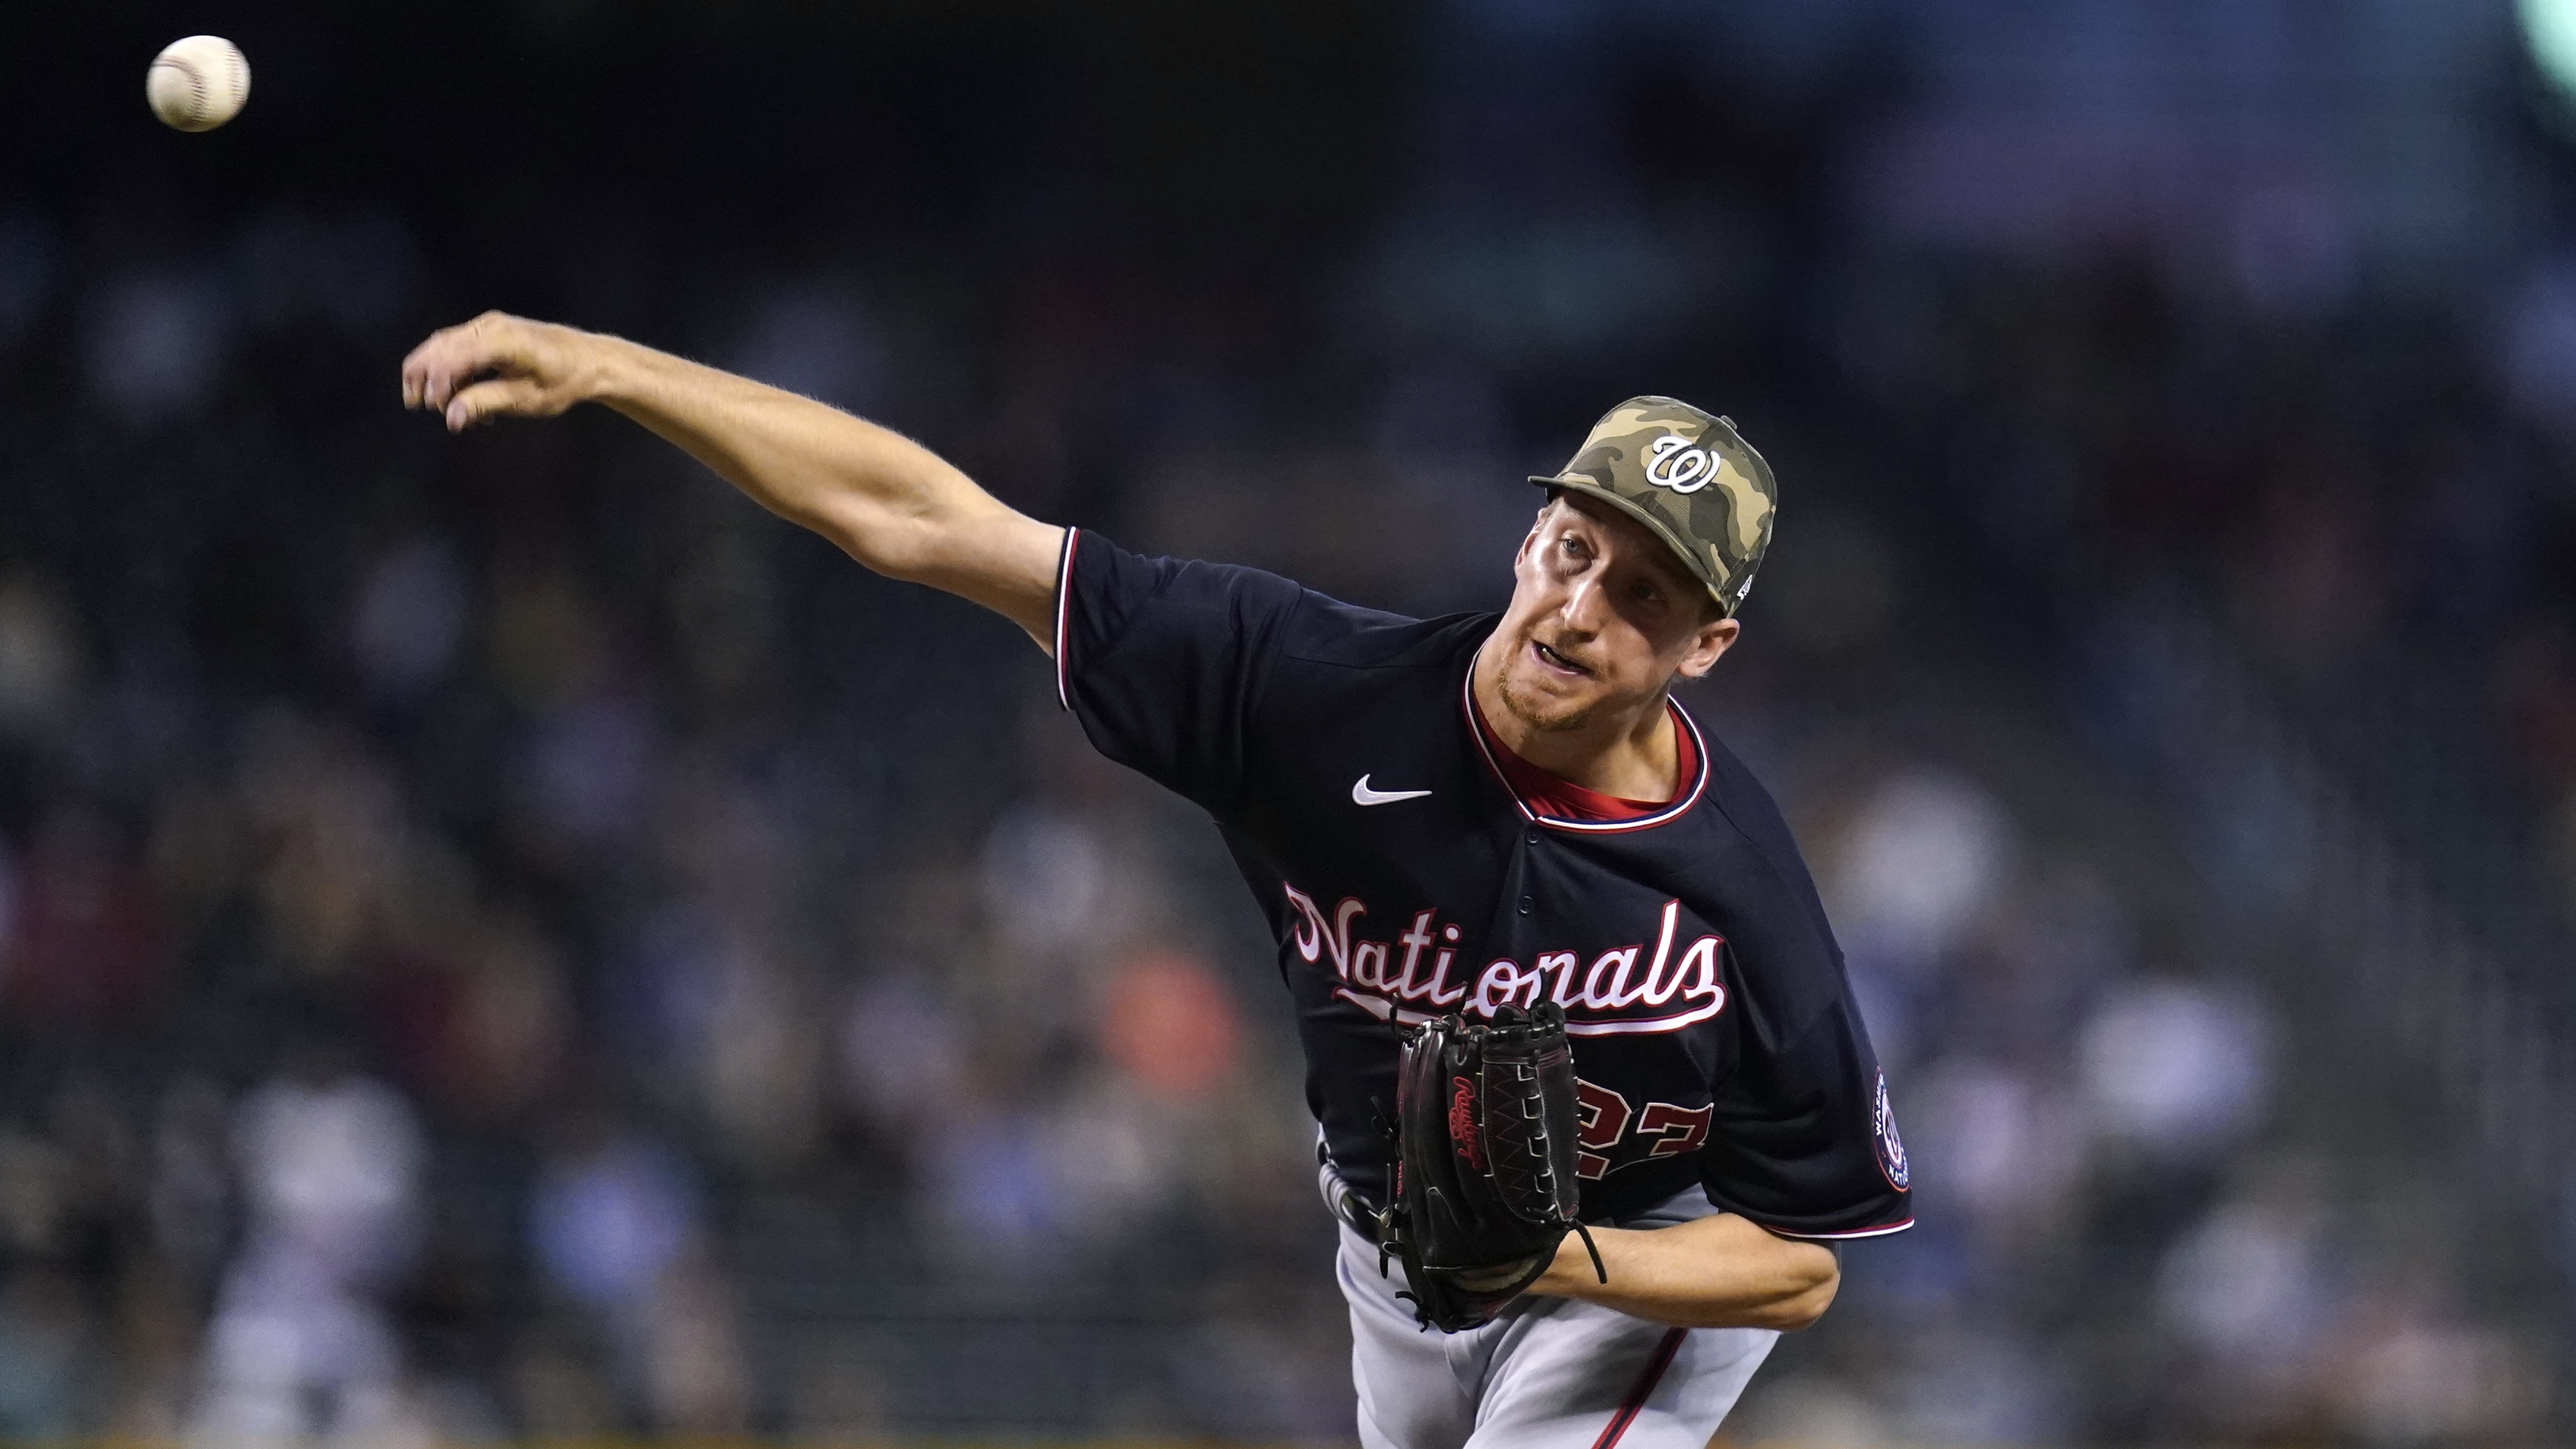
[1490,495,1737,734]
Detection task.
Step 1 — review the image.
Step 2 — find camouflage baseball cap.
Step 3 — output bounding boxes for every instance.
[1528,397,1778,618]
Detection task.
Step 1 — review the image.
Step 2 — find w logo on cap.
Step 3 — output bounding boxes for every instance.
[1642,434,1723,494]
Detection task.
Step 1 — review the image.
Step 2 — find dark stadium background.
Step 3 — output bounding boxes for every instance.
[4,0,2576,1441]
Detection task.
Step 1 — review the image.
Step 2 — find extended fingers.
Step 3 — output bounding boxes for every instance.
[402,326,484,411]
[401,312,529,413]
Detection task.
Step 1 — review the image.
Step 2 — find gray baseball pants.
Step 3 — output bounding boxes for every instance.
[1323,1166,1779,1449]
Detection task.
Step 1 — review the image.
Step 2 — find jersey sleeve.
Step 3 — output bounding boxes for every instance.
[1696,750,1913,1239]
[1051,528,1305,816]
[1700,986,1911,1239]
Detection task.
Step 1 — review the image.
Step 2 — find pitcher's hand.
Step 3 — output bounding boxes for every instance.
[401,311,604,431]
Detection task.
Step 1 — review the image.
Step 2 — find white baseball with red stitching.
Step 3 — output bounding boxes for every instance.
[147,36,251,133]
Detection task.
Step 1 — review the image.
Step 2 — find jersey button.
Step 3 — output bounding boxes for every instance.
[1524,831,1539,846]
[1517,895,1533,914]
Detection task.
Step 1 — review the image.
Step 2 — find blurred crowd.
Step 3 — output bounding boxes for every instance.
[3,0,2575,1443]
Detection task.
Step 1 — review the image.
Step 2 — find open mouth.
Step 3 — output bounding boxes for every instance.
[1528,638,1591,679]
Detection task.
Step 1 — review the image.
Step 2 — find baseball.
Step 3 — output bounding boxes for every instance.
[147,36,250,133]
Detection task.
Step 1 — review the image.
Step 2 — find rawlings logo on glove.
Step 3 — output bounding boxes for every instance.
[1449,1077,1482,1170]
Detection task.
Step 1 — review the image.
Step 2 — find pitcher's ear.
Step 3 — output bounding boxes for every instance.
[1677,617,1740,680]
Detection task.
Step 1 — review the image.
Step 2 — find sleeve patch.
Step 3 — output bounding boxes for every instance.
[1872,1071,1909,1192]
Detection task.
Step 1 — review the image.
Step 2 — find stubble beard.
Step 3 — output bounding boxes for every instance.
[1495,656,1594,734]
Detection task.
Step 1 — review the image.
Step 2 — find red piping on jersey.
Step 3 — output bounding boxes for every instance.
[1589,1327,1687,1449]
[1472,691,1700,823]
[1460,657,1711,833]
[1053,527,1080,711]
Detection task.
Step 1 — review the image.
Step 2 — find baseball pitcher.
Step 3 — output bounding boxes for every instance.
[401,314,1912,1449]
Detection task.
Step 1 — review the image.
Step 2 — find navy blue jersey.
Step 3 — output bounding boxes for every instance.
[1052,531,1911,1239]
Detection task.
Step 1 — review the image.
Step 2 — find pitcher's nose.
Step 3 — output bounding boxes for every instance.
[1555,573,1609,637]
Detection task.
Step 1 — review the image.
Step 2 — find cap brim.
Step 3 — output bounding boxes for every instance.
[1529,474,1734,616]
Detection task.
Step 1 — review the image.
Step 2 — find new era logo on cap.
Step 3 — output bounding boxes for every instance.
[1528,398,1778,618]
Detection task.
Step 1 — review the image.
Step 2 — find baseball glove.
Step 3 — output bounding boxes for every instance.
[1372,1004,1605,1332]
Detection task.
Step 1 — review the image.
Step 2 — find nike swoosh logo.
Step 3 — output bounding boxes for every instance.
[1352,775,1433,806]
